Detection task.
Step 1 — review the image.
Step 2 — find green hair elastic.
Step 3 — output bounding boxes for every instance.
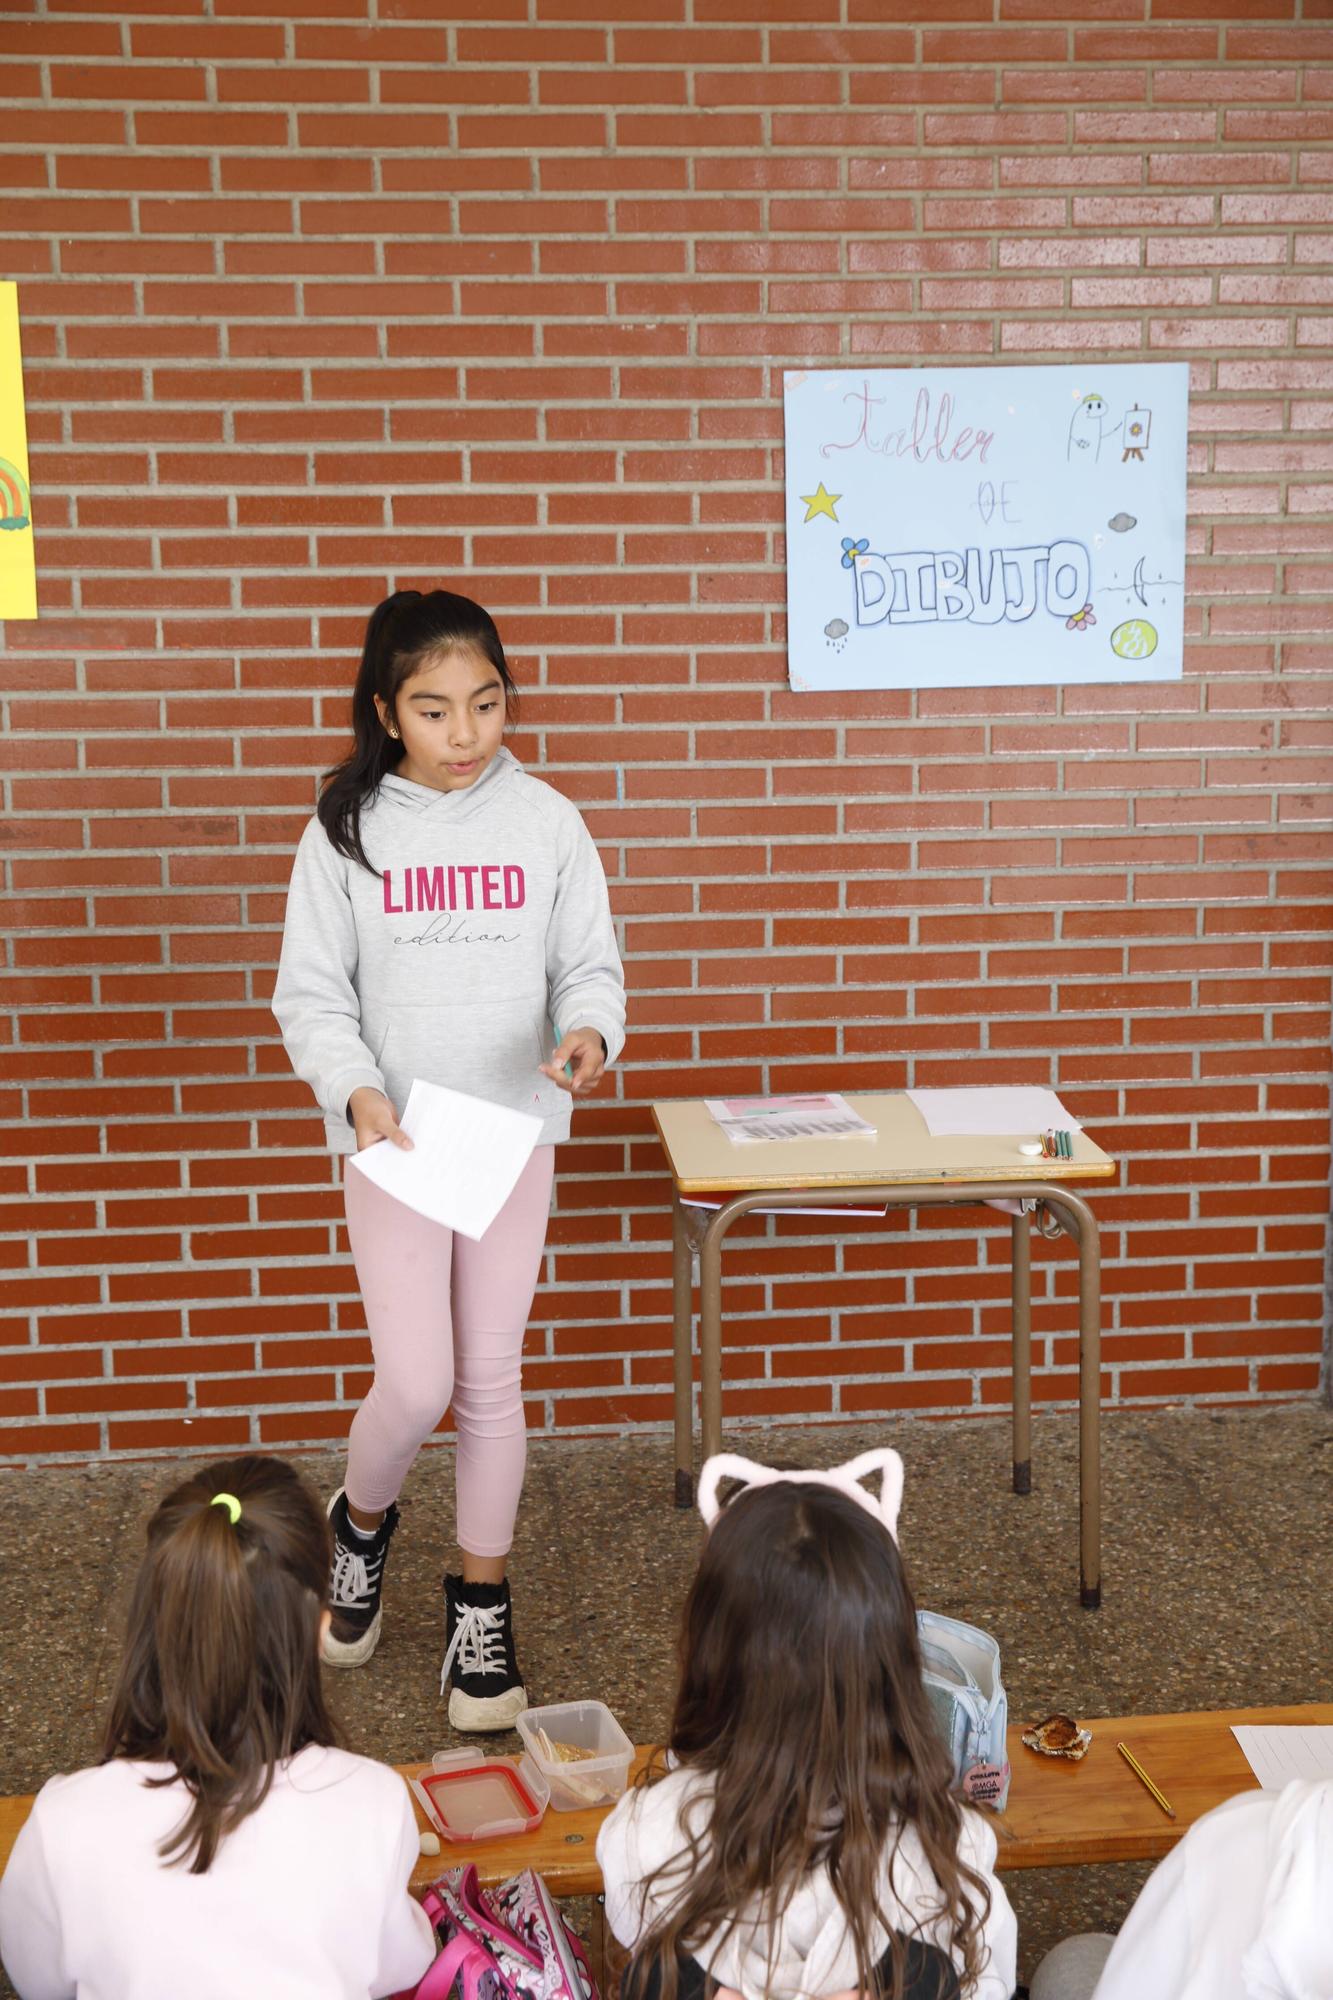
[210,1492,242,1525]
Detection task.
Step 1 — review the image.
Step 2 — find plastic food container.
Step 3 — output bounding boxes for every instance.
[409,1748,549,1844]
[516,1700,634,1812]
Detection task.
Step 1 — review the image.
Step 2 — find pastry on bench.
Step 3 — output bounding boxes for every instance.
[534,1725,607,1804]
[1021,1713,1092,1761]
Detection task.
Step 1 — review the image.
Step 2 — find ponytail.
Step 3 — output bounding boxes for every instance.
[101,1455,336,1874]
[317,587,519,873]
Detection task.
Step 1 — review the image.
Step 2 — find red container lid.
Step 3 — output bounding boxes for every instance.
[416,1758,544,1843]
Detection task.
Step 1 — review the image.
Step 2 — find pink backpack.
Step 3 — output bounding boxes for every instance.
[403,1864,600,2000]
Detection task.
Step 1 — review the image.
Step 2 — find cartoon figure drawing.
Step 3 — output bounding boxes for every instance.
[1067,393,1119,463]
[1121,404,1151,462]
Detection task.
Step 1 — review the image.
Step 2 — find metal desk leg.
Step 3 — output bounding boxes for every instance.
[1011,1207,1032,1496]
[671,1193,694,1507]
[1077,1209,1103,1610]
[696,1191,775,1461]
[1036,1186,1103,1610]
[698,1201,743,1463]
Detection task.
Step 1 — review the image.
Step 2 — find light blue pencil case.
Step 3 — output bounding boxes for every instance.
[917,1609,1011,1811]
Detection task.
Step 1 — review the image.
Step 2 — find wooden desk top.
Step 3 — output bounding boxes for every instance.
[651,1093,1116,1195]
[3,1707,1320,1900]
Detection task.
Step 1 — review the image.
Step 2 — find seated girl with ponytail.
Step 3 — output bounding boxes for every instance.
[0,1455,435,2000]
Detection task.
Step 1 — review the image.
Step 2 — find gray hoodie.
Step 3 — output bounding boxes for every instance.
[272,750,625,1153]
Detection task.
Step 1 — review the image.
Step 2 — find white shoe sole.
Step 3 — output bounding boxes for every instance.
[448,1683,528,1733]
[321,1604,382,1668]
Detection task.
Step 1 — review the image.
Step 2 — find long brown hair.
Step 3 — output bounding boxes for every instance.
[101,1453,338,1874]
[629,1480,992,2000]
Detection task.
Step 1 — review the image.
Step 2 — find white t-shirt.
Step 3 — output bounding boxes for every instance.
[0,1744,437,2000]
[596,1765,1016,2000]
[1091,1779,1333,2000]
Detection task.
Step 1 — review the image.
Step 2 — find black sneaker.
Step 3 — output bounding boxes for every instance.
[440,1574,528,1731]
[322,1488,399,1669]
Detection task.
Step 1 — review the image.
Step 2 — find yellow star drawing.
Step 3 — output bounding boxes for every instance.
[799,482,840,524]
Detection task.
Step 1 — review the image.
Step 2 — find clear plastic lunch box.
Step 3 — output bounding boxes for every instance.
[515,1700,634,1812]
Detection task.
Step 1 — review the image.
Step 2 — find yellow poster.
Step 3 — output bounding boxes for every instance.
[0,281,37,620]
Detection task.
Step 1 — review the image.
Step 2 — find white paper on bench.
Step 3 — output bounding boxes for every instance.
[1232,1725,1333,1790]
[348,1080,542,1241]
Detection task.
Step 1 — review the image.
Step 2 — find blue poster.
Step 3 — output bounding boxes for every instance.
[783,362,1188,693]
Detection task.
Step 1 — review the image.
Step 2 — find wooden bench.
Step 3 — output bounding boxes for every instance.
[3,1705,1326,1903]
[399,1703,1330,1894]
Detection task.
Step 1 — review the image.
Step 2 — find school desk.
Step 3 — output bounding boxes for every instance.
[651,1093,1116,1608]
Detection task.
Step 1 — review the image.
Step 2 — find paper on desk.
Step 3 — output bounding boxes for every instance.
[347,1080,542,1240]
[1232,1726,1333,1790]
[705,1092,877,1145]
[906,1087,1082,1139]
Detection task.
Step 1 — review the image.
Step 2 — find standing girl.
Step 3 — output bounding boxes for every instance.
[272,589,625,1730]
[596,1450,1017,2000]
[0,1455,435,2000]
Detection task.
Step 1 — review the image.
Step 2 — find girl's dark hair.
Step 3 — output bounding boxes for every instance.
[628,1482,991,2000]
[100,1453,338,1875]
[317,587,518,873]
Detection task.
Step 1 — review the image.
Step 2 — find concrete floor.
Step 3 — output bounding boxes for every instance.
[2,1404,1331,1993]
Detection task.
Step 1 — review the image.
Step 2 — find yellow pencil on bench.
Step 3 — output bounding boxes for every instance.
[1116,1741,1176,1819]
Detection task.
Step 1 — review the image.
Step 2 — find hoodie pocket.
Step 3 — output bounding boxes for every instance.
[374,999,565,1123]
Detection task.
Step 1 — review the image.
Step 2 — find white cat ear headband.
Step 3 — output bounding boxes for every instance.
[697,1447,905,1544]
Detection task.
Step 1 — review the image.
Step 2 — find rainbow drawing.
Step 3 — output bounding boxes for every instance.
[0,454,30,531]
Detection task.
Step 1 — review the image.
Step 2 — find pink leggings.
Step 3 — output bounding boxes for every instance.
[342,1146,555,1558]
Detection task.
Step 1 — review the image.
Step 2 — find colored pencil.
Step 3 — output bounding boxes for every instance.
[1116,1741,1176,1819]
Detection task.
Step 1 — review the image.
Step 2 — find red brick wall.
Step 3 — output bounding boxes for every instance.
[2,4,1331,1463]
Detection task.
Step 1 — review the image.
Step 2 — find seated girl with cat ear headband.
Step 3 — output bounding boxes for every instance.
[597,1447,1016,2000]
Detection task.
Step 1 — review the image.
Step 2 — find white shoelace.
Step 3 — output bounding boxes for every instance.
[331,1546,371,1608]
[440,1602,507,1695]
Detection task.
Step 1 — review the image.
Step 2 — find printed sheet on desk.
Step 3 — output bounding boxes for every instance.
[705,1092,877,1145]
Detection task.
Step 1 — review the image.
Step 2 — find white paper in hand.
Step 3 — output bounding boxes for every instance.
[347,1081,543,1241]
